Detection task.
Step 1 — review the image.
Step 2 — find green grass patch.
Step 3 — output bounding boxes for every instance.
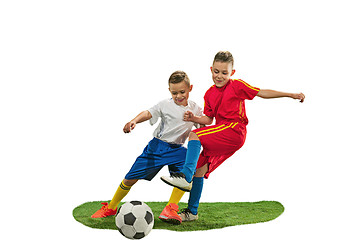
[73,201,284,231]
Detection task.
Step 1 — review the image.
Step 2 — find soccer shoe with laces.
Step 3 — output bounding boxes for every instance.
[179,208,198,222]
[158,203,182,225]
[160,172,193,192]
[91,202,117,218]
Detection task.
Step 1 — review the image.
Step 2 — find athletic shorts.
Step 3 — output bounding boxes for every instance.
[192,122,247,178]
[125,137,186,181]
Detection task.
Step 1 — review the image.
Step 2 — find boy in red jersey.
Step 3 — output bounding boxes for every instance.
[161,51,305,221]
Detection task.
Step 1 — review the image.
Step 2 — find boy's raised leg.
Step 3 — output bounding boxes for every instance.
[181,140,201,183]
[161,133,201,191]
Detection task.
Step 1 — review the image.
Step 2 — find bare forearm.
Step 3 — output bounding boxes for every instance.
[257,89,292,98]
[132,110,152,124]
[123,110,152,133]
[257,89,305,102]
[191,115,213,125]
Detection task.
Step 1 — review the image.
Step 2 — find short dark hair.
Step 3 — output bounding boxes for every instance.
[168,71,190,87]
[213,51,234,67]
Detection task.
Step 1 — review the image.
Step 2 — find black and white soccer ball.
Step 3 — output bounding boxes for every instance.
[115,201,154,239]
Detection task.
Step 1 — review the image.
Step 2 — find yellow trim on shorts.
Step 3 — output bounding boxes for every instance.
[196,124,225,135]
[197,123,236,137]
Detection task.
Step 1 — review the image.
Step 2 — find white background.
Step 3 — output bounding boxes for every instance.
[1,0,359,239]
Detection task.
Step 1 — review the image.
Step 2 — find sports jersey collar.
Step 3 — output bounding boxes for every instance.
[214,79,232,91]
[170,98,190,108]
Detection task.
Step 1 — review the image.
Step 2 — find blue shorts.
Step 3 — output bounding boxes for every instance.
[125,138,187,181]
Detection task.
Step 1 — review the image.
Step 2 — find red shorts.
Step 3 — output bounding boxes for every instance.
[192,122,246,178]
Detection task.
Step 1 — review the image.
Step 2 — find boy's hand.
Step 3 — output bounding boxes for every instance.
[123,121,136,133]
[184,111,194,122]
[292,92,305,103]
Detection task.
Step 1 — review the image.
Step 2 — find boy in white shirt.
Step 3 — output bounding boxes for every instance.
[91,71,202,225]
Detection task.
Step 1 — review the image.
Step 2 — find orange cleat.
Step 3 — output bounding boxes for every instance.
[91,202,117,218]
[158,203,182,225]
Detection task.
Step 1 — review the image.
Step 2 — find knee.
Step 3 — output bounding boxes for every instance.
[194,171,205,178]
[123,179,138,186]
[189,131,200,141]
[194,164,208,177]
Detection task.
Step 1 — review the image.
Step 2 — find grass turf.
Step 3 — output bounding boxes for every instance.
[73,201,284,231]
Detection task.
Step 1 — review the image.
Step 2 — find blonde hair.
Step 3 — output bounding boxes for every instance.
[168,71,190,87]
[213,51,234,67]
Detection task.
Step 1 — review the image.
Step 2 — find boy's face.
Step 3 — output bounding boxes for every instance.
[169,81,193,106]
[211,61,235,88]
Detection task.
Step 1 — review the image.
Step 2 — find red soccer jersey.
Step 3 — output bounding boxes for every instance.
[204,79,260,125]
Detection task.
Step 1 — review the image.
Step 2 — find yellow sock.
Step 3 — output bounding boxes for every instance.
[108,180,132,210]
[167,187,185,206]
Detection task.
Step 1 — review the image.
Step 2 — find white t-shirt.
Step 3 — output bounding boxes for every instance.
[148,98,202,145]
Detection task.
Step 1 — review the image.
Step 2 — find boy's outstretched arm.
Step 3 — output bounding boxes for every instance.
[123,110,152,133]
[256,89,305,103]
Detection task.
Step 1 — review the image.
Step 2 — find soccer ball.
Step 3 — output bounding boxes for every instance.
[115,201,154,239]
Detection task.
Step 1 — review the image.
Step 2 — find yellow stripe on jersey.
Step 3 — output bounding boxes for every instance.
[234,79,260,92]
